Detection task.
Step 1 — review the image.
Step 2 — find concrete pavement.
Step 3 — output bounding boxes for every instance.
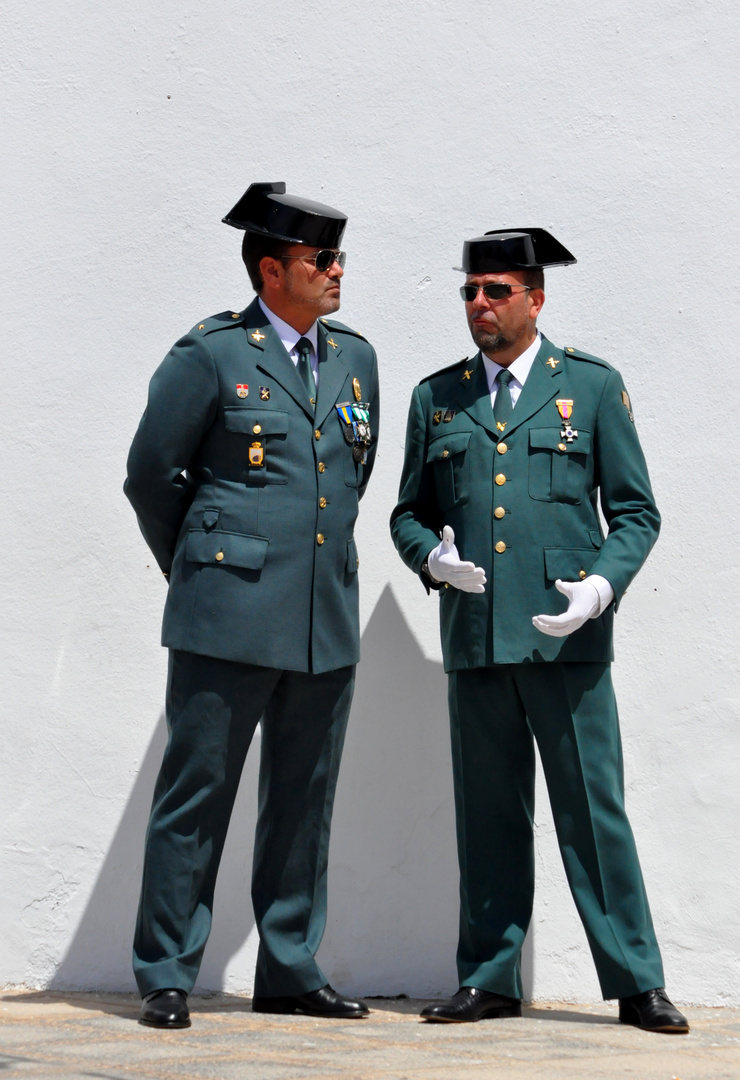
[1,992,738,1079]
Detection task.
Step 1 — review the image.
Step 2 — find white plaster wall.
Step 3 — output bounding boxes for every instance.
[2,0,738,1006]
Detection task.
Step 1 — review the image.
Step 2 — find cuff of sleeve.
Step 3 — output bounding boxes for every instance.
[587,574,614,616]
[421,558,443,592]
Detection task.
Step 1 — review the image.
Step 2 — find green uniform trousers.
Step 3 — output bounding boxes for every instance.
[448,662,664,1001]
[133,649,355,998]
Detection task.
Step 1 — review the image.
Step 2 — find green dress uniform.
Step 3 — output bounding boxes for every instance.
[390,335,665,1000]
[126,295,379,997]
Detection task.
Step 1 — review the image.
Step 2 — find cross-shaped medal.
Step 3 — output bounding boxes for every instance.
[561,426,578,442]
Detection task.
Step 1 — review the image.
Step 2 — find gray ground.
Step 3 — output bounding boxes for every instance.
[1,992,738,1080]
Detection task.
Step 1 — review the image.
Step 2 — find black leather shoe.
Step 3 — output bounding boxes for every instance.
[139,988,191,1029]
[252,984,369,1018]
[421,987,522,1023]
[619,988,689,1034]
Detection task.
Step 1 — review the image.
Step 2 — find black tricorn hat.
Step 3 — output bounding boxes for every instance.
[461,229,576,274]
[222,182,347,248]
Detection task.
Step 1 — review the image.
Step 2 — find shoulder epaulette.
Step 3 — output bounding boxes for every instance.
[319,317,366,341]
[563,346,613,370]
[191,310,245,335]
[420,357,470,385]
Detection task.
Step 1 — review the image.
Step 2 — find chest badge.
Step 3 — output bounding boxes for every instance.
[249,442,264,467]
[236,384,248,399]
[556,399,578,442]
[546,357,560,368]
[443,409,456,423]
[353,377,362,401]
[259,386,270,401]
[432,411,443,426]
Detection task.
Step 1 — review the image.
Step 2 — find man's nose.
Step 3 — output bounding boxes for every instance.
[329,259,344,278]
[471,287,488,308]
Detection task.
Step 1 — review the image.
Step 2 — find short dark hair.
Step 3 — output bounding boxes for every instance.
[522,267,545,292]
[242,232,292,292]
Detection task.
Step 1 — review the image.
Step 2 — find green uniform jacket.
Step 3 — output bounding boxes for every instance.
[125,297,379,674]
[390,336,659,671]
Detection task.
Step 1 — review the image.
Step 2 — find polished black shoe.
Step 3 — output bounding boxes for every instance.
[421,986,522,1023]
[252,984,369,1018]
[138,988,191,1029]
[619,988,689,1034]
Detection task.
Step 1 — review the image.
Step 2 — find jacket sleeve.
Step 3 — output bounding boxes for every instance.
[390,384,444,586]
[358,344,380,501]
[124,332,219,574]
[589,367,661,603]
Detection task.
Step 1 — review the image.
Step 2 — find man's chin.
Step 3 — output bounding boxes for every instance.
[319,295,341,315]
[472,330,507,353]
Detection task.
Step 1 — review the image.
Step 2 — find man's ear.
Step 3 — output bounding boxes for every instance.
[260,255,284,293]
[528,288,545,321]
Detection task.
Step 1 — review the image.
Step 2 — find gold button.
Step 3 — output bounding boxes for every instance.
[317,533,325,545]
[558,442,566,452]
[231,313,240,319]
[253,423,262,435]
[215,551,224,562]
[567,347,574,352]
[198,324,205,330]
[494,506,505,519]
[318,462,326,473]
[314,429,321,440]
[495,541,507,554]
[579,569,587,580]
[497,442,508,455]
[444,582,449,589]
[442,449,449,458]
[495,473,507,486]
[319,497,327,509]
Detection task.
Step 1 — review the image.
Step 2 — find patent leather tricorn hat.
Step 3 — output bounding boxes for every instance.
[222,182,347,248]
[460,229,576,273]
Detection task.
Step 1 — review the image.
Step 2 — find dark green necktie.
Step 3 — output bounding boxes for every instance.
[493,368,514,428]
[296,337,316,409]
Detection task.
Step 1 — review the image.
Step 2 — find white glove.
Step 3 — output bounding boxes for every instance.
[427,526,487,594]
[532,575,614,637]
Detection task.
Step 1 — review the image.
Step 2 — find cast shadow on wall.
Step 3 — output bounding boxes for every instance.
[50,584,534,1000]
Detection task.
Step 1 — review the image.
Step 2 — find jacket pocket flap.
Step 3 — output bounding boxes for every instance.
[529,428,591,453]
[544,547,600,581]
[426,430,473,462]
[185,529,269,569]
[202,508,220,529]
[224,407,290,436]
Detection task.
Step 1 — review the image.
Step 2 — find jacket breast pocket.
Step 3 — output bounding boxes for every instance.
[528,428,591,505]
[426,431,473,511]
[223,407,290,485]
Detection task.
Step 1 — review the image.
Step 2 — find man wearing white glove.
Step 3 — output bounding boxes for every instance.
[427,526,487,593]
[391,228,687,1033]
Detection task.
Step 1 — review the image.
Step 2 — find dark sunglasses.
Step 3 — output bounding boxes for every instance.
[283,249,346,272]
[459,283,532,301]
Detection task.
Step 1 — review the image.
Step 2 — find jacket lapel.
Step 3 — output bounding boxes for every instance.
[454,353,498,437]
[503,337,562,437]
[243,299,314,418]
[314,322,350,427]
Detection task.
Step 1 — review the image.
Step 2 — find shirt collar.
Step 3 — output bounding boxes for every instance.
[482,331,541,392]
[258,297,319,356]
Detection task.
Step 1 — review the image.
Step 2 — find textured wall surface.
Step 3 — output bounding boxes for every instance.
[2,0,738,1005]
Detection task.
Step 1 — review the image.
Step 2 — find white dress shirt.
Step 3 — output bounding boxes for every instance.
[481,331,542,409]
[258,297,320,387]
